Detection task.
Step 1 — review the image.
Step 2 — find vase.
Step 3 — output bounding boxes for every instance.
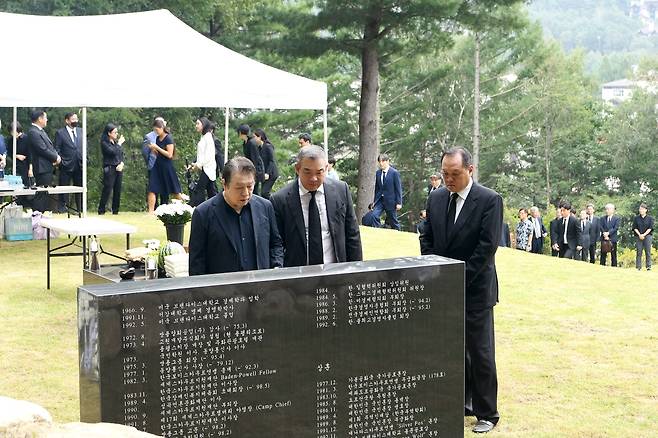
[165,223,185,245]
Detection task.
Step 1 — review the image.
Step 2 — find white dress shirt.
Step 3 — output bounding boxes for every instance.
[450,177,473,223]
[563,216,569,244]
[533,217,542,238]
[67,126,77,144]
[299,182,336,264]
[196,132,216,181]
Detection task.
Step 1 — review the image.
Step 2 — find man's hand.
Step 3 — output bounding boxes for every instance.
[264,173,269,181]
[54,155,62,165]
[395,204,402,211]
[552,243,560,251]
[640,235,645,241]
[576,245,582,251]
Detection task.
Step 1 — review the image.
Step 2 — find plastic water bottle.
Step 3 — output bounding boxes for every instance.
[90,237,100,272]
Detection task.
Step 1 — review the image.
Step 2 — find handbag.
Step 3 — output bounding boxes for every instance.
[601,239,613,254]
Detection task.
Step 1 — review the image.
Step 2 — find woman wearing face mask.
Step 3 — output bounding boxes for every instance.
[98,123,125,215]
[189,117,217,205]
[254,128,278,200]
[147,119,183,213]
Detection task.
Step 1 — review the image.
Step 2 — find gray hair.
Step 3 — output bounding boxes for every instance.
[605,203,615,210]
[529,206,539,214]
[297,145,327,163]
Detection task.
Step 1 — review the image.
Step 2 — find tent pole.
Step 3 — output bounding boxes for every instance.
[82,107,87,217]
[224,107,229,164]
[12,107,17,176]
[323,108,328,155]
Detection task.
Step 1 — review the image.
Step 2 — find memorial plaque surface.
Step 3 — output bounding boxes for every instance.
[78,255,464,437]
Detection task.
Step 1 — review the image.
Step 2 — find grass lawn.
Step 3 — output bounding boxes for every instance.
[1,212,657,437]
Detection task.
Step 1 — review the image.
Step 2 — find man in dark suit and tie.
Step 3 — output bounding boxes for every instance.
[600,203,620,267]
[27,109,61,212]
[553,201,581,259]
[529,206,547,254]
[586,203,600,264]
[371,153,402,230]
[427,174,441,199]
[577,209,591,261]
[54,112,83,213]
[420,147,502,434]
[271,145,362,267]
[237,124,265,196]
[188,157,283,276]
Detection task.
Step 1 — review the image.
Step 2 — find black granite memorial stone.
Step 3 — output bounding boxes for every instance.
[78,255,464,438]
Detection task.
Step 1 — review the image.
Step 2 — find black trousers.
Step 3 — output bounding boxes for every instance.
[191,172,217,207]
[600,242,618,267]
[261,176,277,200]
[588,243,597,264]
[465,307,499,423]
[530,237,543,254]
[33,171,53,212]
[98,166,122,214]
[58,165,83,212]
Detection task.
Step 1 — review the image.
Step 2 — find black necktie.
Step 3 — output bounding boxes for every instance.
[382,171,387,185]
[308,191,323,265]
[446,192,458,234]
[72,129,77,144]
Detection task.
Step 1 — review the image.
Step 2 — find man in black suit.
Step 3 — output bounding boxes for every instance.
[371,153,403,230]
[420,147,502,434]
[27,109,61,212]
[577,209,591,261]
[54,112,83,213]
[529,206,547,254]
[236,124,264,196]
[600,203,621,267]
[549,207,561,257]
[188,157,283,276]
[427,174,441,199]
[271,145,362,267]
[586,203,600,264]
[553,201,581,259]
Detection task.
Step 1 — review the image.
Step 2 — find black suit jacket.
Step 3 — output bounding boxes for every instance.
[557,214,581,252]
[27,125,57,175]
[188,194,283,275]
[549,218,560,249]
[243,136,265,180]
[578,220,591,248]
[270,178,363,267]
[420,183,503,311]
[373,166,402,210]
[54,127,82,172]
[259,141,278,180]
[588,216,601,244]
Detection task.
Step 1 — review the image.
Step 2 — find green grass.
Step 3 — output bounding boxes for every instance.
[1,213,657,437]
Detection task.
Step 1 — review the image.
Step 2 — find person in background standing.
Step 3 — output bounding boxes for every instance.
[27,110,60,212]
[515,208,534,251]
[549,207,561,257]
[7,122,31,189]
[298,133,312,148]
[600,203,620,267]
[554,201,580,259]
[147,119,183,213]
[254,128,278,199]
[210,124,225,177]
[98,123,124,215]
[142,117,167,208]
[370,153,402,231]
[577,209,591,261]
[586,203,600,263]
[189,117,217,205]
[237,124,264,196]
[427,174,441,199]
[499,222,511,248]
[54,112,83,213]
[529,206,547,254]
[633,202,653,271]
[326,155,339,181]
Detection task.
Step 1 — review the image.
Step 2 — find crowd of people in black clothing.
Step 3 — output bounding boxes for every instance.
[505,200,654,271]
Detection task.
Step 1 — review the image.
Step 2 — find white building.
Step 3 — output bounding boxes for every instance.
[601,79,637,105]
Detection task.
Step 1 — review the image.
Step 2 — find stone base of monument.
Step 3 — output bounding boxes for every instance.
[0,396,161,438]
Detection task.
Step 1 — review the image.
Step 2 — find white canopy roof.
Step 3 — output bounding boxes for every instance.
[0,9,327,110]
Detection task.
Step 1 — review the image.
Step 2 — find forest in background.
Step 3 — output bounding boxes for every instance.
[0,0,656,248]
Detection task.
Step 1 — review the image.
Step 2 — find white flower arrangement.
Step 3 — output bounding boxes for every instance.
[154,200,194,225]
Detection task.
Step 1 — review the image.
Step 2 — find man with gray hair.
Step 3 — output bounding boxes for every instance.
[271,145,362,267]
[586,203,600,263]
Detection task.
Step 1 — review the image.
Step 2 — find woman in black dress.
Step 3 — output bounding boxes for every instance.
[147,119,182,213]
[254,128,278,199]
[98,123,125,215]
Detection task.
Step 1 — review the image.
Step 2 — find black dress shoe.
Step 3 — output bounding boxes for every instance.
[465,408,475,417]
[473,419,496,433]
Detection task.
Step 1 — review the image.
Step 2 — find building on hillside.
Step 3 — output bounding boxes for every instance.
[601,79,637,105]
[630,0,658,34]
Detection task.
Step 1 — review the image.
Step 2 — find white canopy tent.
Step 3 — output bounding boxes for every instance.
[0,9,328,215]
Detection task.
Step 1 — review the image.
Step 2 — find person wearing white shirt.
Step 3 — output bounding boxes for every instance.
[189,117,217,205]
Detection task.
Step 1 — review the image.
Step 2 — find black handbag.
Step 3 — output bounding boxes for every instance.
[601,239,613,253]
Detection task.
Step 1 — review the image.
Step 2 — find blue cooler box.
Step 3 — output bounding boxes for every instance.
[4,217,33,241]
